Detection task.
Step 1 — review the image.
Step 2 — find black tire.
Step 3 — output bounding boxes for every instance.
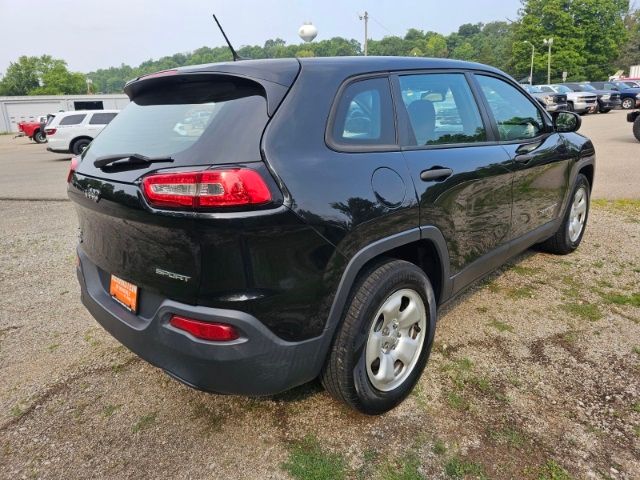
[634,118,640,142]
[538,174,590,255]
[567,102,574,112]
[72,138,91,155]
[621,98,635,110]
[321,259,437,415]
[33,130,46,143]
[599,108,611,114]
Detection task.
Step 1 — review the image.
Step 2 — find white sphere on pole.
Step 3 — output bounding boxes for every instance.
[298,22,318,43]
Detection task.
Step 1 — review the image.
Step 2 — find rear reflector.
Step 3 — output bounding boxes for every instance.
[67,156,80,183]
[142,169,271,209]
[169,315,239,341]
[45,128,56,135]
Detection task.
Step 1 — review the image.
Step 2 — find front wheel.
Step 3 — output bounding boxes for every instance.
[321,259,436,415]
[33,130,46,143]
[621,98,635,110]
[538,174,590,255]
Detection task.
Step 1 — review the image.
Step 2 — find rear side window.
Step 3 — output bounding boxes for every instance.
[398,73,486,146]
[330,77,395,149]
[59,114,86,126]
[83,77,268,164]
[89,112,117,125]
[476,75,545,141]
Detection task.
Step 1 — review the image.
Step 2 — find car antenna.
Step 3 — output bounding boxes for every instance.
[212,14,244,61]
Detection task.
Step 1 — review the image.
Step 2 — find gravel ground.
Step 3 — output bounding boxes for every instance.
[0,199,638,480]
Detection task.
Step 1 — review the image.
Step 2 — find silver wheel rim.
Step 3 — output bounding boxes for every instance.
[365,288,427,392]
[568,186,587,243]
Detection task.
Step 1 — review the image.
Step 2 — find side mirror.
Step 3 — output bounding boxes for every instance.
[553,111,581,133]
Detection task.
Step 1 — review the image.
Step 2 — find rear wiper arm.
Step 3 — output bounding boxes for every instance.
[94,153,174,168]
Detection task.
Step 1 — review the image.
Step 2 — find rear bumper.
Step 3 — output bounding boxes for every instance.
[77,248,326,395]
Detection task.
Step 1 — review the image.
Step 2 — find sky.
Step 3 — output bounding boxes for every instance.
[0,0,522,74]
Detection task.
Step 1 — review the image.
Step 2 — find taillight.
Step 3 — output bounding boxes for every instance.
[169,315,239,341]
[142,168,272,209]
[45,128,56,135]
[67,156,80,183]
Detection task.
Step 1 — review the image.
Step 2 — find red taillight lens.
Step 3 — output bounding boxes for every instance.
[45,128,56,135]
[67,156,80,183]
[169,315,239,341]
[142,169,272,209]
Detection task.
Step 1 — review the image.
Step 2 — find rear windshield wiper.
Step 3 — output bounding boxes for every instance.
[93,153,174,168]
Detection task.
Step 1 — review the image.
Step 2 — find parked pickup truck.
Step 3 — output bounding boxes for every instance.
[537,84,598,114]
[522,84,567,112]
[629,110,640,142]
[16,116,48,143]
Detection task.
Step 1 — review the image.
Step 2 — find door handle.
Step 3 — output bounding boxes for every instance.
[420,167,453,182]
[514,153,534,163]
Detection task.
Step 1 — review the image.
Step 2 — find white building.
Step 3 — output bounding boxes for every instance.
[0,94,129,132]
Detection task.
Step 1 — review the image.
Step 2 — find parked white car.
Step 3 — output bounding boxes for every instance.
[45,110,119,155]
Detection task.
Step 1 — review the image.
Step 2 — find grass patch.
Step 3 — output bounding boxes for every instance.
[634,426,640,437]
[476,306,489,314]
[432,439,446,455]
[102,404,121,418]
[599,291,640,307]
[561,302,602,322]
[488,319,514,333]
[444,456,487,479]
[592,199,640,211]
[488,426,526,448]
[633,346,640,357]
[380,451,424,480]
[283,435,346,480]
[10,405,24,418]
[632,402,640,413]
[506,286,535,299]
[445,391,469,411]
[511,265,541,276]
[132,411,157,433]
[47,343,60,352]
[537,460,573,480]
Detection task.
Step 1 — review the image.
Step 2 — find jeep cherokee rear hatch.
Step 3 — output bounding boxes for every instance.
[68,61,299,305]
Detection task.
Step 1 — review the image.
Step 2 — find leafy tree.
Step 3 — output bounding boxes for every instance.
[0,55,86,95]
[617,8,640,73]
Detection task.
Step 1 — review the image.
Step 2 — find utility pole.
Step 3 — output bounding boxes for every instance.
[359,11,369,56]
[543,38,554,84]
[524,41,535,85]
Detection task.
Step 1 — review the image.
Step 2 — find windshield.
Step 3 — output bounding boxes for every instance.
[553,85,572,93]
[523,85,542,93]
[579,84,596,91]
[82,77,268,165]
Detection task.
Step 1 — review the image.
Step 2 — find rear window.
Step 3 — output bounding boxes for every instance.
[89,112,117,125]
[83,77,268,164]
[59,114,86,126]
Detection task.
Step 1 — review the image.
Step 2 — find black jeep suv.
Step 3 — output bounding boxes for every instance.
[68,57,595,414]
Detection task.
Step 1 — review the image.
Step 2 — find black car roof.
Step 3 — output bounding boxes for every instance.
[176,56,507,86]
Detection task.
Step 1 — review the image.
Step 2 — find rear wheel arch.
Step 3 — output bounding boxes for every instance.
[323,227,450,343]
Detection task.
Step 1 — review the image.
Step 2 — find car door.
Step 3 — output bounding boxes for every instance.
[393,71,514,288]
[474,74,571,240]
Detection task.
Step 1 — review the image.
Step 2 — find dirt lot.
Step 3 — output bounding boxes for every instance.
[0,111,639,480]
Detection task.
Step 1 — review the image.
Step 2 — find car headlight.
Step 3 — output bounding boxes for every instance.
[601,94,610,100]
[543,95,554,105]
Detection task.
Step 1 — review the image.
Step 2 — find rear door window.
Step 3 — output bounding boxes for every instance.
[329,77,396,149]
[397,73,486,146]
[59,114,87,126]
[89,112,118,125]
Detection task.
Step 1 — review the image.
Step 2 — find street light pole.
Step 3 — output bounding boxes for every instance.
[543,38,554,84]
[524,41,535,85]
[359,11,369,56]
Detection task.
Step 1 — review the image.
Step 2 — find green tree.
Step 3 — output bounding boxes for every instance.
[0,56,41,95]
[617,8,640,73]
[0,55,86,95]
